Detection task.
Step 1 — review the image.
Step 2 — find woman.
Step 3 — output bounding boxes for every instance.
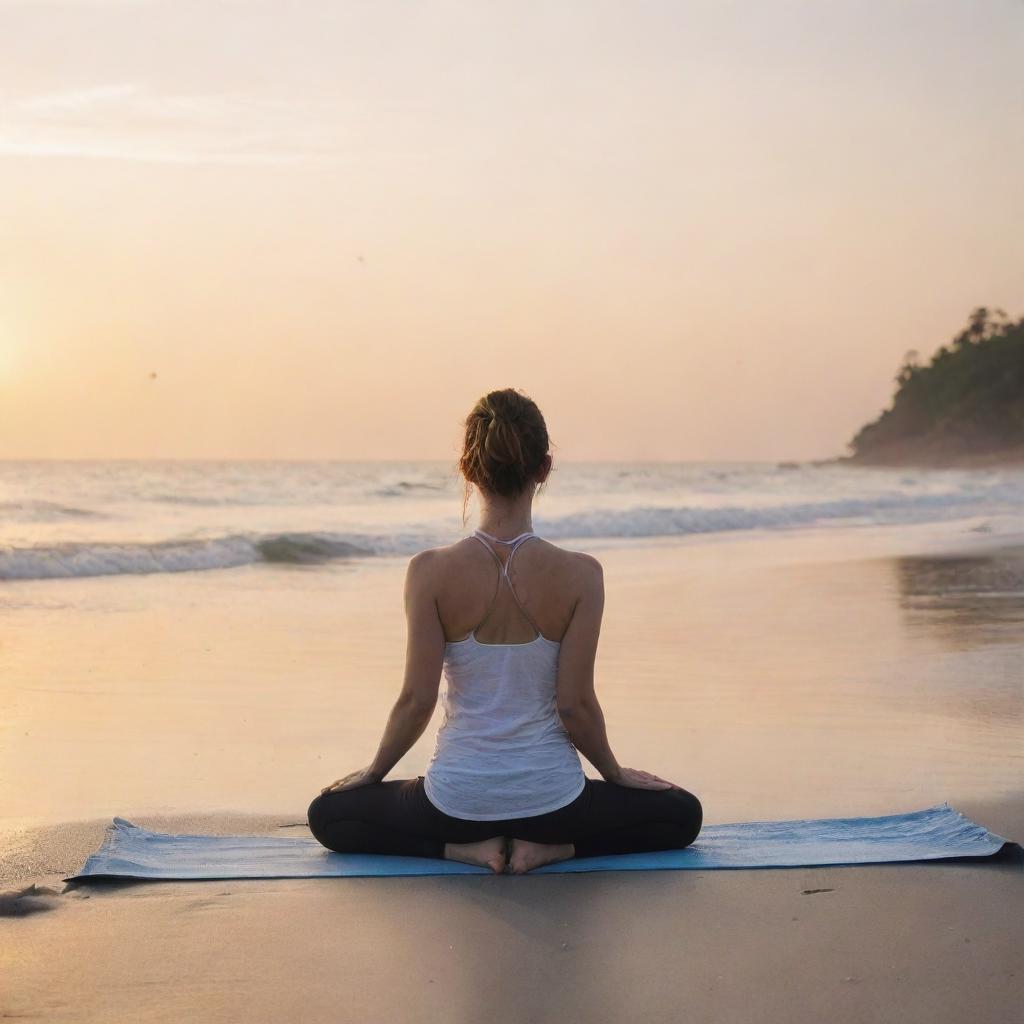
[306,388,702,874]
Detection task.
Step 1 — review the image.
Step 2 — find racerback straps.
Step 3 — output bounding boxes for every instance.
[470,529,541,636]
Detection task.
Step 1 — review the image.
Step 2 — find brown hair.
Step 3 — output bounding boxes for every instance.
[458,388,552,525]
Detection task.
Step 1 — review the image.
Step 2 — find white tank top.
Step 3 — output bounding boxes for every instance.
[423,529,586,820]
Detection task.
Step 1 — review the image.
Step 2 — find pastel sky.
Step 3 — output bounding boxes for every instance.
[1,0,1021,461]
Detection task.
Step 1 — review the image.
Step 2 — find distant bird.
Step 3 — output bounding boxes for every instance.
[149,372,158,380]
[357,255,365,263]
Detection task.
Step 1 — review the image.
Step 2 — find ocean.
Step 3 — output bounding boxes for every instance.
[2,459,1023,579]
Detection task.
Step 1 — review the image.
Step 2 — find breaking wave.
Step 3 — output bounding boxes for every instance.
[2,480,1021,580]
[0,532,379,580]
[0,500,104,522]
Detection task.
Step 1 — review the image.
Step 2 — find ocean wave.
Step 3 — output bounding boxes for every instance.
[541,486,1024,540]
[372,480,448,497]
[144,493,256,507]
[0,500,104,523]
[2,483,1021,580]
[149,480,448,505]
[0,532,378,580]
[143,492,311,508]
[255,533,375,564]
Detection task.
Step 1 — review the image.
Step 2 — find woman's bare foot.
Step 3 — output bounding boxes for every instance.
[443,836,508,874]
[507,838,575,875]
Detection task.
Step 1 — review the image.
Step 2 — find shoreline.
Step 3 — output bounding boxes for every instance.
[814,445,1024,471]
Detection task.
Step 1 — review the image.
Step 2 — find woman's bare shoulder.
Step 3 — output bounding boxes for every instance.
[520,539,604,596]
[538,540,602,576]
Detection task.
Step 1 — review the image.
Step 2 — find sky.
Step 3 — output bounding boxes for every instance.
[0,0,1021,462]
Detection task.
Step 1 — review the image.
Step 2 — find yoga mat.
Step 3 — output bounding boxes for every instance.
[65,803,1013,882]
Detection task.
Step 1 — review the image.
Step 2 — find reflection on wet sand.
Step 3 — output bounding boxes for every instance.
[1,531,1021,834]
[894,546,1024,639]
[884,547,1024,733]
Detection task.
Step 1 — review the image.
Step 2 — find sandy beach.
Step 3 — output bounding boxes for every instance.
[3,522,1022,1023]
[3,818,1021,1024]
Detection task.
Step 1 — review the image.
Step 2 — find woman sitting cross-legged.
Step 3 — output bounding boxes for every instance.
[307,388,702,875]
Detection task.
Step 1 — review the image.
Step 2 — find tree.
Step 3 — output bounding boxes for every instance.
[847,307,1024,461]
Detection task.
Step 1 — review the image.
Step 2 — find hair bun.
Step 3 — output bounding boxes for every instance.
[458,389,551,511]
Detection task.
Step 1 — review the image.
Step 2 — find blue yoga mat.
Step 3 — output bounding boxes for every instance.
[65,803,1012,881]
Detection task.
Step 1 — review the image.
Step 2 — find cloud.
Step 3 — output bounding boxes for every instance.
[0,0,166,7]
[16,83,143,111]
[0,82,348,165]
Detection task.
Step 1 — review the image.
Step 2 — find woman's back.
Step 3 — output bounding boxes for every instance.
[423,529,588,819]
[310,388,701,874]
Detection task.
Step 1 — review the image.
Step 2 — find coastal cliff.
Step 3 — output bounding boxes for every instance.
[839,308,1024,468]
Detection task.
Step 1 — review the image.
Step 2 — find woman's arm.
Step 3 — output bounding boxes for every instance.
[554,555,623,782]
[322,552,444,793]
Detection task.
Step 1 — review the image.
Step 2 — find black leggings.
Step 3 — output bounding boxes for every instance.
[306,776,702,860]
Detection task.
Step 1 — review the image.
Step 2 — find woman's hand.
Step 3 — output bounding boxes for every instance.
[605,766,680,790]
[321,767,383,795]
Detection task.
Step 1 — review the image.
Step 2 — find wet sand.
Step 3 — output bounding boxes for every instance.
[2,523,1022,1022]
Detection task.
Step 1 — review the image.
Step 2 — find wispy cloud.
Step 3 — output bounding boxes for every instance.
[17,83,143,111]
[0,83,348,165]
[0,1,167,8]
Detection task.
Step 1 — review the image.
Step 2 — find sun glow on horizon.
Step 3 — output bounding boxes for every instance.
[0,1,1020,460]
[0,328,18,380]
